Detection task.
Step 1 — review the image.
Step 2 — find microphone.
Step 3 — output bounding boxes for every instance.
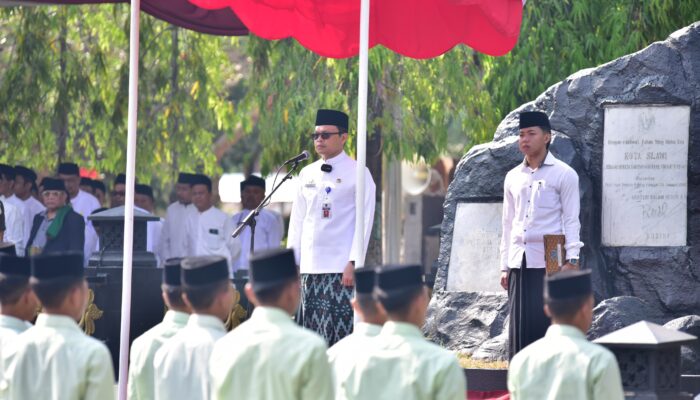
[284,150,310,165]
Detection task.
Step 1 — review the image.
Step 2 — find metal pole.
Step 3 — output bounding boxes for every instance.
[117,0,140,398]
[354,0,370,269]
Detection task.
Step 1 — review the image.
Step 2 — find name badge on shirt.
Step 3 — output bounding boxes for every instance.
[209,228,219,235]
[321,186,332,219]
[304,180,317,188]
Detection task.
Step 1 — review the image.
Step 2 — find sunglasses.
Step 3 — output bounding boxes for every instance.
[311,131,343,141]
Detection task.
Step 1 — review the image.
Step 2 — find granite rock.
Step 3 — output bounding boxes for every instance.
[427,23,700,354]
[663,315,700,374]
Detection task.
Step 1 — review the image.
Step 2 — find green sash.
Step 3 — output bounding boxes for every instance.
[46,205,72,239]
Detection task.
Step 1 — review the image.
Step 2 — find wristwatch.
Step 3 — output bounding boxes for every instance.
[566,259,579,266]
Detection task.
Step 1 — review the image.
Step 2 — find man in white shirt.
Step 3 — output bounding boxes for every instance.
[153,256,234,400]
[135,183,163,265]
[184,174,241,271]
[160,173,197,261]
[499,111,583,359]
[227,175,283,274]
[0,165,27,256]
[110,173,126,208]
[287,109,376,346]
[57,163,101,264]
[0,252,38,392]
[91,180,107,207]
[12,167,45,248]
[327,266,387,397]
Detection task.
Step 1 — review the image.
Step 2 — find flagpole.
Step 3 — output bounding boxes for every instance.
[354,0,370,270]
[117,0,140,398]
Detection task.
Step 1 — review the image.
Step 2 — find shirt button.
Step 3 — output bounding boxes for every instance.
[524,242,527,245]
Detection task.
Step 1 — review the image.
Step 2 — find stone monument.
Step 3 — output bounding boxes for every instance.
[425,22,700,364]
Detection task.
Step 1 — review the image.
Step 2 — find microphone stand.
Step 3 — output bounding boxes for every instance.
[232,160,302,256]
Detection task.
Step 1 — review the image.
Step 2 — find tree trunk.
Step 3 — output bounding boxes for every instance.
[170,26,180,178]
[55,11,69,162]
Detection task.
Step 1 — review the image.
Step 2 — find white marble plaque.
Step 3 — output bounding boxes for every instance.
[447,202,503,292]
[602,105,690,246]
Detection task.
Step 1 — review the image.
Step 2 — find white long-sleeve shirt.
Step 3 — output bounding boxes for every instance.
[500,152,583,271]
[0,199,24,256]
[227,208,283,272]
[287,151,376,274]
[2,196,27,253]
[20,196,45,245]
[159,202,197,260]
[153,314,226,400]
[184,206,241,272]
[69,190,101,263]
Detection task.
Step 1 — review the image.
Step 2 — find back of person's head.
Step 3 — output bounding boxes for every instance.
[374,264,426,321]
[161,258,188,311]
[0,254,31,306]
[544,269,593,322]
[181,256,231,316]
[248,248,299,312]
[353,267,386,324]
[30,252,85,310]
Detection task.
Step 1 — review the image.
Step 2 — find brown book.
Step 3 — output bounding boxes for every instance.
[543,234,566,276]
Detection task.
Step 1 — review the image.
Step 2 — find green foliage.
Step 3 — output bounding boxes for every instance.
[484,0,700,118]
[0,5,235,184]
[0,1,698,179]
[237,0,700,171]
[236,37,499,173]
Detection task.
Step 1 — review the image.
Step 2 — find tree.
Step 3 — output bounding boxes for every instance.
[483,0,700,120]
[0,4,238,186]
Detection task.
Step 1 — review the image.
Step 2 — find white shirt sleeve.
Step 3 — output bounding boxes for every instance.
[500,174,515,271]
[267,211,284,249]
[350,168,376,264]
[286,173,306,266]
[223,217,242,268]
[560,168,583,259]
[2,201,25,256]
[159,212,172,261]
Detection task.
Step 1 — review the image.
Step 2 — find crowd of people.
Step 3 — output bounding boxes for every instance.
[0,162,284,274]
[0,109,627,399]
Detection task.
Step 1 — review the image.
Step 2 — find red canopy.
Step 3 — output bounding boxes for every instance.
[28,0,248,36]
[189,0,522,58]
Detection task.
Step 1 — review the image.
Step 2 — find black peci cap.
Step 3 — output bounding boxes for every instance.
[191,174,212,191]
[92,180,106,193]
[240,175,266,192]
[374,264,424,298]
[57,162,80,176]
[181,256,229,286]
[0,164,15,180]
[0,254,30,276]
[80,177,94,186]
[545,269,592,301]
[519,111,551,130]
[249,248,298,292]
[42,178,67,192]
[354,267,377,295]
[163,258,184,286]
[14,166,37,183]
[114,174,127,186]
[315,109,349,131]
[135,184,154,199]
[177,173,197,185]
[31,252,84,280]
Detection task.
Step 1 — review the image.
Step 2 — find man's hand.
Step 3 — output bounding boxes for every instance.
[342,262,355,287]
[560,262,579,272]
[500,271,508,291]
